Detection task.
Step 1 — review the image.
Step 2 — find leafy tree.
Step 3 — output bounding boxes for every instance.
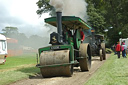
[86,0,128,46]
[2,27,18,35]
[86,2,106,33]
[101,0,128,45]
[36,0,55,16]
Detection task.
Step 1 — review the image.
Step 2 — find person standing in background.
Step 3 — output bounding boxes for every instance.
[116,42,121,58]
[125,46,127,56]
[113,44,117,55]
[121,42,125,57]
[123,42,127,58]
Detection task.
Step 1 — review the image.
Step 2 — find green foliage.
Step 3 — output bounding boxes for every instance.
[87,3,106,33]
[36,0,53,16]
[86,0,128,46]
[102,0,128,45]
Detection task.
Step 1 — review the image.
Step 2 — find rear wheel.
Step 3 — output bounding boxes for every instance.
[79,43,91,71]
[40,65,73,78]
[100,49,103,61]
[101,43,106,60]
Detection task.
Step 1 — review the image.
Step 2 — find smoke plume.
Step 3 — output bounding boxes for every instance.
[49,0,88,21]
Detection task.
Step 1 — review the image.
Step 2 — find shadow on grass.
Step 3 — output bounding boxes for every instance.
[29,73,43,79]
[17,66,43,79]
[117,75,128,77]
[16,66,89,79]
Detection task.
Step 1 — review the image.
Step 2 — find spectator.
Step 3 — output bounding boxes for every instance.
[116,42,121,58]
[121,42,125,57]
[112,44,117,55]
[122,42,127,58]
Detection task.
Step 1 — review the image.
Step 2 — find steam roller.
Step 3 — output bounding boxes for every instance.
[36,12,92,77]
[84,30,106,61]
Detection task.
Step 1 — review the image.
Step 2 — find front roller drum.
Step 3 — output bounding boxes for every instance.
[40,65,73,77]
[39,50,73,77]
[79,43,91,71]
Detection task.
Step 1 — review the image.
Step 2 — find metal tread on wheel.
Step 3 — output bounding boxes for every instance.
[101,43,106,60]
[79,43,91,71]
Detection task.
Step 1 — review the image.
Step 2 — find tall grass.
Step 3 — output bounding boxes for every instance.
[85,54,128,85]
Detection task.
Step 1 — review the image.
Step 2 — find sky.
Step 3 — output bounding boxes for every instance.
[0,0,50,37]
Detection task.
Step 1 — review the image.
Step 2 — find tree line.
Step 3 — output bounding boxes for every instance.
[2,27,49,49]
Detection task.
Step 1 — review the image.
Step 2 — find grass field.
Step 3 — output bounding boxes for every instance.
[0,53,40,85]
[1,53,128,85]
[0,53,37,69]
[85,54,128,85]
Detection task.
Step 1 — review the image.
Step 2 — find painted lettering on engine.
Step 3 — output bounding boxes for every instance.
[50,46,60,50]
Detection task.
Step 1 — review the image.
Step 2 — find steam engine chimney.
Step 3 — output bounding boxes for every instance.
[56,12,63,42]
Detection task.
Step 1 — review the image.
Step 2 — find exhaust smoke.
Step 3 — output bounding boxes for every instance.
[49,0,88,21]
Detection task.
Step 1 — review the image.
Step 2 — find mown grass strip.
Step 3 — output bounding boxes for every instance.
[85,54,128,85]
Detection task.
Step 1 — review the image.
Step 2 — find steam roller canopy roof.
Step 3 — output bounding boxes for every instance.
[45,16,92,30]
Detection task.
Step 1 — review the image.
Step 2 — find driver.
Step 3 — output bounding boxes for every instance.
[79,27,85,43]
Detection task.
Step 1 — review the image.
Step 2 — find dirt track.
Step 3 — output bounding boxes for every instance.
[9,54,110,85]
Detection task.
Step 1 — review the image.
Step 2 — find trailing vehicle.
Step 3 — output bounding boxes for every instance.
[85,31,106,61]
